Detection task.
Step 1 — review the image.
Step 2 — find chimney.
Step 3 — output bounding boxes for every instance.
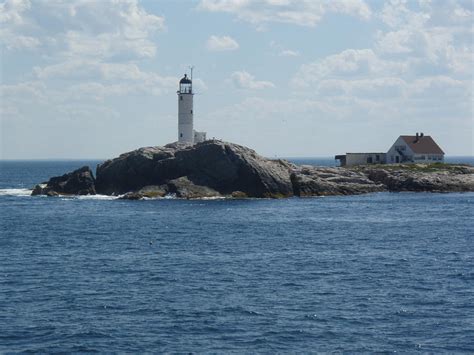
[415,132,419,142]
[420,132,424,138]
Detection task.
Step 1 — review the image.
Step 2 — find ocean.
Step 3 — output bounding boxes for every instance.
[1,159,473,352]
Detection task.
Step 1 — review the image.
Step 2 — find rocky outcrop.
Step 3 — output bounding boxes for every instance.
[32,166,96,196]
[358,165,474,192]
[31,141,474,198]
[291,166,385,196]
[119,185,168,200]
[96,140,294,198]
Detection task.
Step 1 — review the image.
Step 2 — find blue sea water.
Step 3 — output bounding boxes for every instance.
[1,159,473,352]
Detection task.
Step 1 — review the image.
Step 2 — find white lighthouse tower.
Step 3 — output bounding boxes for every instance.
[177,73,194,144]
[177,70,206,145]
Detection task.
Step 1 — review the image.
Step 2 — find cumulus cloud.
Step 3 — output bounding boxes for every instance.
[0,0,165,57]
[231,71,275,89]
[375,0,472,75]
[206,35,239,51]
[198,0,371,27]
[292,49,409,88]
[0,0,176,154]
[293,1,472,94]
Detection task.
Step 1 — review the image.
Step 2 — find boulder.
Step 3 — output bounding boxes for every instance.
[118,185,168,200]
[96,140,294,198]
[31,166,96,196]
[167,176,221,199]
[95,146,176,195]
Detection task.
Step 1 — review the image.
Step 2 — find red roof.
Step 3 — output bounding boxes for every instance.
[401,135,445,155]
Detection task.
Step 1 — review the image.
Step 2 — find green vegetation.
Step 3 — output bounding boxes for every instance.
[353,162,472,173]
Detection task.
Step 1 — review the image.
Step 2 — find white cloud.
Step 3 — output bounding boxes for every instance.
[231,71,275,89]
[206,35,239,51]
[283,1,472,155]
[0,0,165,58]
[198,0,371,27]
[291,49,408,88]
[270,41,299,57]
[375,0,472,75]
[0,0,174,138]
[279,49,300,57]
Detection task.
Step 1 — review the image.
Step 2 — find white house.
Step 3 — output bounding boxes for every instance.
[177,73,206,144]
[336,133,445,166]
[386,133,444,163]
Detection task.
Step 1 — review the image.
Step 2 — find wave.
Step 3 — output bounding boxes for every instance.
[0,189,226,201]
[75,194,119,201]
[0,188,32,197]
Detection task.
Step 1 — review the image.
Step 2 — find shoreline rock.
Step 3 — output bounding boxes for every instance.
[32,166,96,196]
[362,165,474,192]
[31,141,474,198]
[95,140,294,198]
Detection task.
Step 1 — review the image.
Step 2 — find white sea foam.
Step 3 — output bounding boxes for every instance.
[0,189,226,201]
[64,194,120,201]
[198,196,226,200]
[0,188,32,197]
[77,194,120,200]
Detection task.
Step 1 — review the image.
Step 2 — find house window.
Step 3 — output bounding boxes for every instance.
[376,155,380,161]
[190,110,193,114]
[180,96,183,101]
[391,155,394,162]
[367,157,373,164]
[180,133,183,137]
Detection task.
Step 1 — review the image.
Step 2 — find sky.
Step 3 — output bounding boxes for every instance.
[1,0,473,159]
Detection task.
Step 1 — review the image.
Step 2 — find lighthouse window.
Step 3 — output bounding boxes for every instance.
[190,110,193,114]
[180,133,183,138]
[180,96,183,101]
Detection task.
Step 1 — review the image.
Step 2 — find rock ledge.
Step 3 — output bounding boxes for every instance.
[31,141,474,198]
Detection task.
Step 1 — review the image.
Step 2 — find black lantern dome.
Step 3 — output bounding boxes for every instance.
[180,74,192,84]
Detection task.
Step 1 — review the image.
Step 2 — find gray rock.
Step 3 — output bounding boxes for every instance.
[96,140,294,198]
[118,185,168,200]
[31,183,48,196]
[137,185,168,198]
[167,176,221,199]
[32,142,474,199]
[291,166,384,196]
[358,164,474,192]
[118,192,142,200]
[95,146,176,195]
[31,166,96,196]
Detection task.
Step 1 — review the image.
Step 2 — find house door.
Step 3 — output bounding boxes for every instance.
[396,156,400,163]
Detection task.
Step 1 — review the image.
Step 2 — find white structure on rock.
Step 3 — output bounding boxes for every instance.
[336,133,445,167]
[386,133,444,164]
[177,73,206,144]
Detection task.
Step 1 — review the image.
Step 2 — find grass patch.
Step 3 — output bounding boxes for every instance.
[352,162,471,173]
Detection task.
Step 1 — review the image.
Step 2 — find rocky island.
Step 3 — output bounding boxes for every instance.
[31,140,474,199]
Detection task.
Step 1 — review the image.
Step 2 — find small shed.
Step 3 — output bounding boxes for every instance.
[336,152,386,167]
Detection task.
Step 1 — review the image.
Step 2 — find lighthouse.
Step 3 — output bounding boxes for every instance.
[177,74,194,144]
[177,72,207,145]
